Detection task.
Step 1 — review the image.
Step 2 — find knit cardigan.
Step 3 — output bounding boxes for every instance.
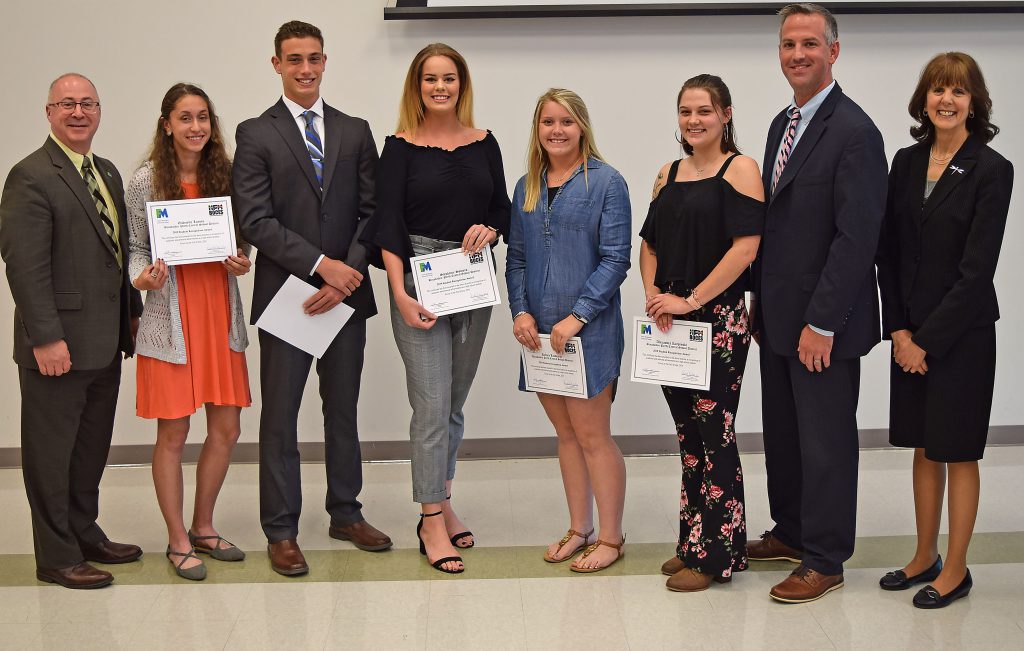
[125,162,249,363]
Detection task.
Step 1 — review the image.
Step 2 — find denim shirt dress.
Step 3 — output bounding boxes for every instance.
[506,157,632,398]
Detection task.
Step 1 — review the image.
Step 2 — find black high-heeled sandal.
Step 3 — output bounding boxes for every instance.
[446,494,474,548]
[417,511,464,574]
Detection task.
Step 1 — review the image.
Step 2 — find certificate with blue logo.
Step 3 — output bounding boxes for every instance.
[145,196,237,266]
[630,316,711,390]
[409,244,501,316]
[522,334,587,398]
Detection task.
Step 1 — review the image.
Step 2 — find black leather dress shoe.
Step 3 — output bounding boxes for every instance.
[879,555,942,591]
[913,568,972,609]
[81,539,143,564]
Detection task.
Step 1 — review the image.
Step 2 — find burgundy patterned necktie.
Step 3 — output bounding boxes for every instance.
[771,107,801,195]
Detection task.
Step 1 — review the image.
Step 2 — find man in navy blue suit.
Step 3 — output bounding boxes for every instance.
[749,3,887,603]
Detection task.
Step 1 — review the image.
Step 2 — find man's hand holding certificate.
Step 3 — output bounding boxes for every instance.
[630,316,712,390]
[146,196,237,266]
[410,244,501,317]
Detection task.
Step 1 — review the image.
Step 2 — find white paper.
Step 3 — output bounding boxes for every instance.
[255,275,354,359]
[521,334,588,398]
[630,316,711,390]
[410,245,501,317]
[146,196,237,265]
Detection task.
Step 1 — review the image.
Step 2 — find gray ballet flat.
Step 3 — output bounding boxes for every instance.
[166,546,207,581]
[188,531,246,562]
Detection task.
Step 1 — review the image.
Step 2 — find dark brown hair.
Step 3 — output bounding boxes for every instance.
[275,20,323,58]
[149,83,233,203]
[908,52,998,143]
[676,74,739,156]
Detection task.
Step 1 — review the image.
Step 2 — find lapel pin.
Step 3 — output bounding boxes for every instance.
[950,165,964,175]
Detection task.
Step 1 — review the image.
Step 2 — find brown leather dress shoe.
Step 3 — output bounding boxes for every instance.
[36,562,113,589]
[769,564,844,603]
[747,531,803,563]
[666,567,731,593]
[661,556,686,576]
[268,539,309,576]
[329,520,393,552]
[80,539,143,564]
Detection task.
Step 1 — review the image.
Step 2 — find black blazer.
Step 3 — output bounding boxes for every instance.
[232,99,379,323]
[0,138,142,370]
[876,134,1014,359]
[753,83,888,359]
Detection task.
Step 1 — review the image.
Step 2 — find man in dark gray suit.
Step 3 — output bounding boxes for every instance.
[0,73,144,588]
[750,4,887,603]
[233,21,391,576]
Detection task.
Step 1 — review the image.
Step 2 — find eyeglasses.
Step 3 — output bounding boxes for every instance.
[47,100,100,114]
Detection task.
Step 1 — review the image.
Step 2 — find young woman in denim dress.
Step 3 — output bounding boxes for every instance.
[507,89,631,573]
[362,44,511,574]
[639,75,765,592]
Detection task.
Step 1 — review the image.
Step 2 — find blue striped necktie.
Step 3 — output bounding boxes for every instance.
[771,107,801,195]
[302,110,324,188]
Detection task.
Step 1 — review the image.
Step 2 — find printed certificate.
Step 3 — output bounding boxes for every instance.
[630,316,712,390]
[146,196,237,266]
[410,245,501,316]
[522,334,588,398]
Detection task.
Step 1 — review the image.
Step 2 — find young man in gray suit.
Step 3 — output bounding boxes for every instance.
[0,73,144,589]
[750,4,887,603]
[233,20,391,576]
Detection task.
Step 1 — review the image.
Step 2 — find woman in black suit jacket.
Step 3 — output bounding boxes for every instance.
[876,52,1013,609]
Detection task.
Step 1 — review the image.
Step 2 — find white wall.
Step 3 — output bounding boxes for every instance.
[0,2,1020,447]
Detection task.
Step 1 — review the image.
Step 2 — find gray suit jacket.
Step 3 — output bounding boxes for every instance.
[0,137,142,370]
[233,99,378,323]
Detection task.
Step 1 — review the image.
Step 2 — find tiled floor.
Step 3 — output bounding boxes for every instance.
[0,447,1022,649]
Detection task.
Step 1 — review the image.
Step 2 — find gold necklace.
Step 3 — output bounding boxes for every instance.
[929,149,954,164]
[550,158,582,186]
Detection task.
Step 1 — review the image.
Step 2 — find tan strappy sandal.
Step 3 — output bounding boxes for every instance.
[543,528,595,563]
[570,535,626,573]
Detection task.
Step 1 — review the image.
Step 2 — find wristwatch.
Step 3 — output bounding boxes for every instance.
[571,310,589,325]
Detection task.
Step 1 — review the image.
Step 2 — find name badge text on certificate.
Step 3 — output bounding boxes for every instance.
[410,244,501,316]
[522,334,588,398]
[146,196,238,266]
[630,317,711,391]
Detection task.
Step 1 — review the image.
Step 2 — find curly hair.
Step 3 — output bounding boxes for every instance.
[148,83,233,202]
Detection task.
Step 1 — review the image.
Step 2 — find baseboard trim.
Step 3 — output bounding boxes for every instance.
[1,425,1022,468]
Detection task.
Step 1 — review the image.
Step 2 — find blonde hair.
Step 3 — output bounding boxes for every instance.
[396,43,475,136]
[522,88,604,213]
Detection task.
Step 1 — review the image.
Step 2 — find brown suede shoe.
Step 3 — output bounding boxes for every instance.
[661,556,686,576]
[769,564,844,603]
[329,520,393,552]
[747,531,803,563]
[36,562,113,589]
[666,567,732,592]
[80,539,143,564]
[268,539,309,576]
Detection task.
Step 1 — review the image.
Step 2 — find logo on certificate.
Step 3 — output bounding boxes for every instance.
[640,323,652,335]
[468,251,484,265]
[564,341,577,354]
[154,208,169,220]
[689,329,703,342]
[208,203,225,216]
[418,261,432,273]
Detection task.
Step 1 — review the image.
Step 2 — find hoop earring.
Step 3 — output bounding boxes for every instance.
[969,110,975,118]
[674,128,683,144]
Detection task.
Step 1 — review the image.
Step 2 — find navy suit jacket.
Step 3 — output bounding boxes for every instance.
[876,134,1013,359]
[753,83,887,360]
[233,99,378,324]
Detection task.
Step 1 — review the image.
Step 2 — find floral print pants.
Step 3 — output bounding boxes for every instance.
[660,292,751,578]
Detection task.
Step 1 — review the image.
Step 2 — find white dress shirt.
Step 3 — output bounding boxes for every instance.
[280,95,327,276]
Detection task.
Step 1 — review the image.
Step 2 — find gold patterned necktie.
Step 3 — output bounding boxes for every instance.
[80,156,120,266]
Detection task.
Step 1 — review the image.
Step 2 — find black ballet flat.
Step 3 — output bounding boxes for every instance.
[417,511,464,574]
[913,568,972,609]
[879,555,942,591]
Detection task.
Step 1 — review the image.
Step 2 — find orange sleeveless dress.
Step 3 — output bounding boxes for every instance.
[136,182,251,419]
